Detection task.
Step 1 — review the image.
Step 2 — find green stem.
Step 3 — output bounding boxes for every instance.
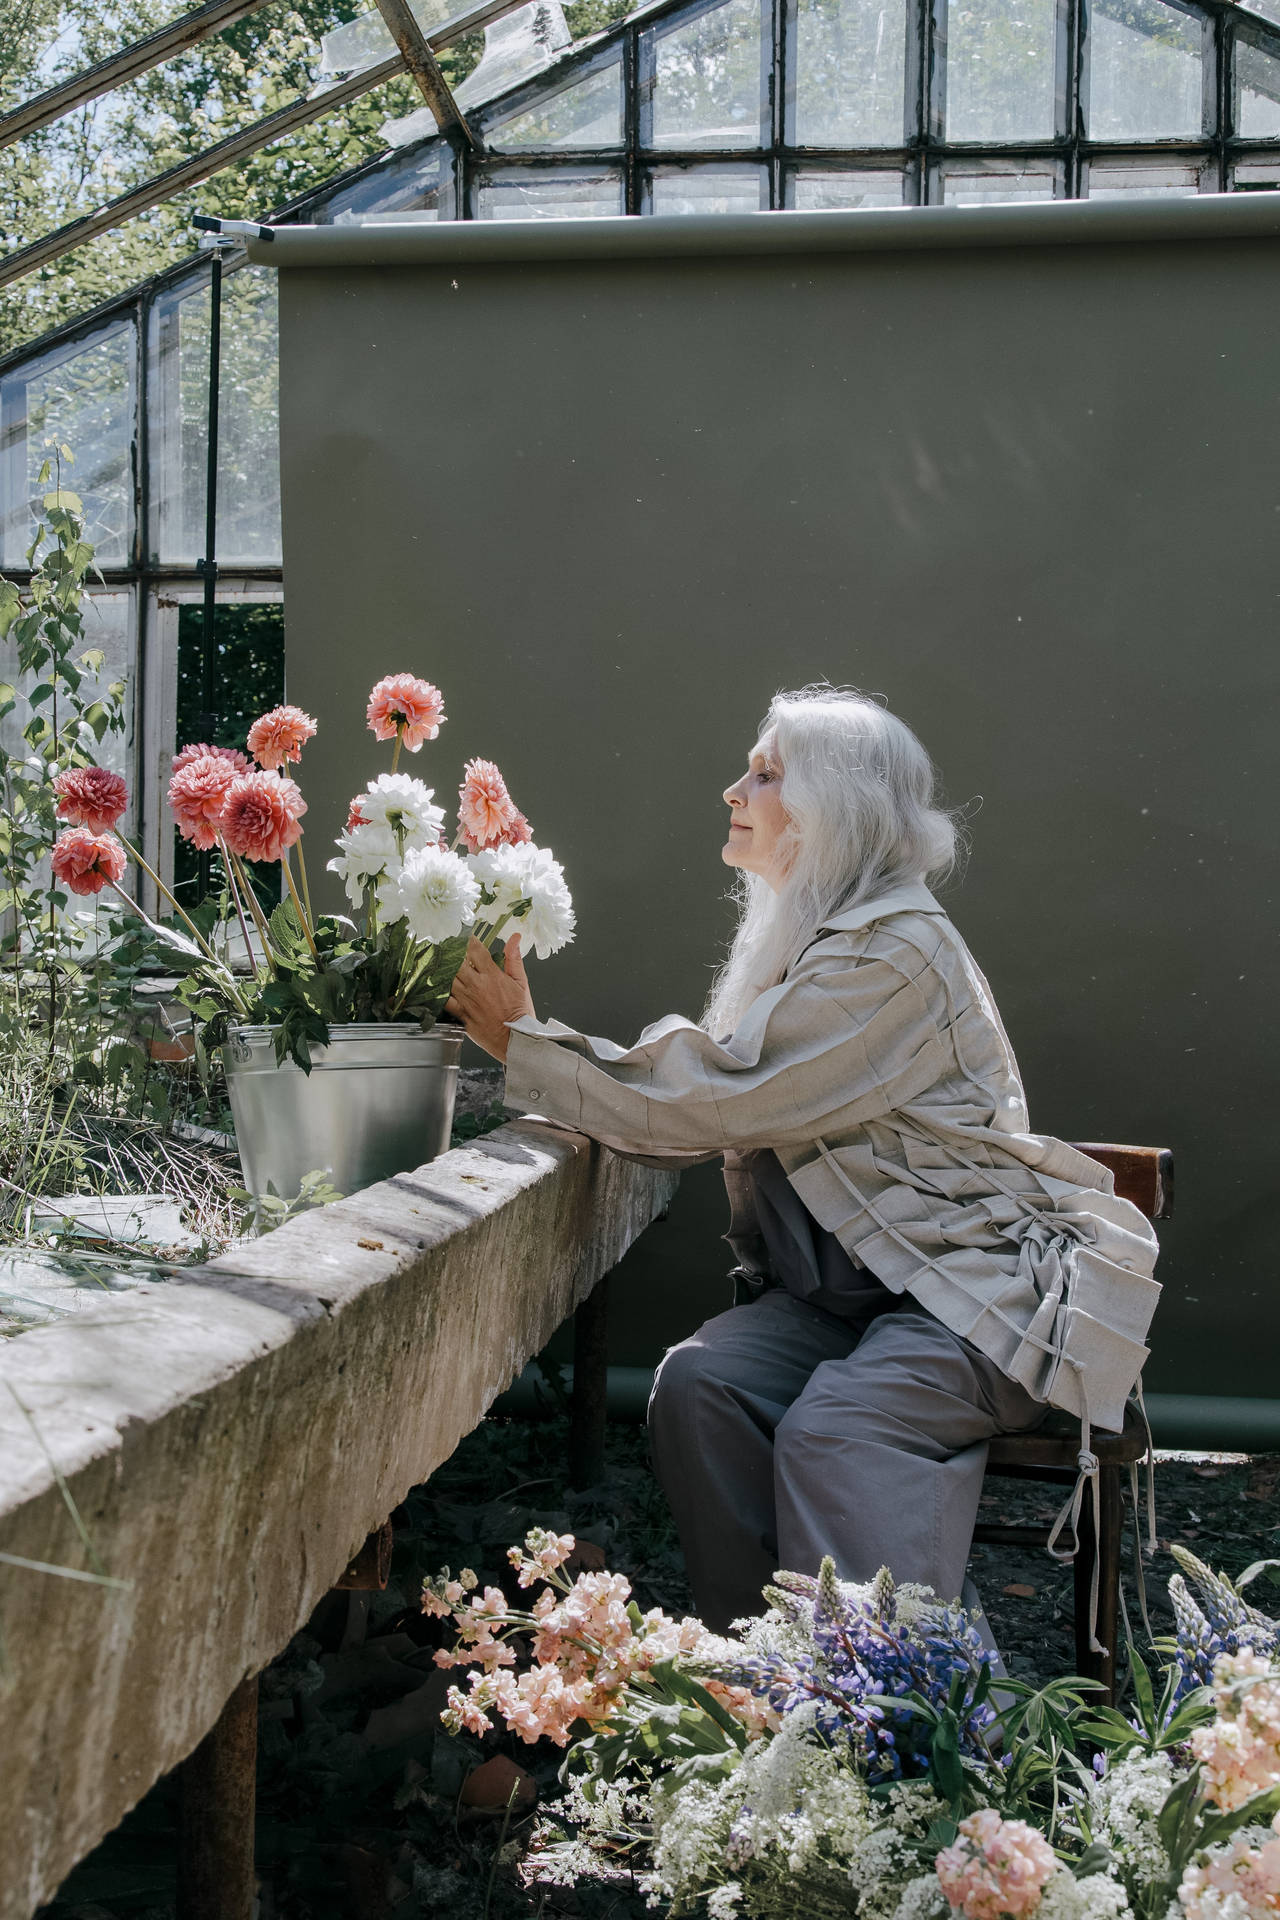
[391,728,402,775]
[295,835,315,928]
[118,837,223,968]
[107,880,251,1018]
[227,850,280,979]
[218,838,257,974]
[282,856,321,965]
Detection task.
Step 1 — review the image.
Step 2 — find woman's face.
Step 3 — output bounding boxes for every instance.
[722,733,790,887]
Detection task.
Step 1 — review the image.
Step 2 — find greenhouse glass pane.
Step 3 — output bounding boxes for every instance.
[1236,36,1280,135]
[1086,0,1205,140]
[381,1,574,146]
[643,0,766,149]
[319,0,461,74]
[938,160,1059,199]
[486,57,624,147]
[147,267,281,568]
[790,0,909,147]
[1232,152,1280,186]
[313,141,454,221]
[0,589,135,799]
[1239,0,1280,26]
[647,165,768,210]
[944,0,1060,141]
[475,169,625,215]
[787,167,908,205]
[1086,157,1209,191]
[0,319,135,570]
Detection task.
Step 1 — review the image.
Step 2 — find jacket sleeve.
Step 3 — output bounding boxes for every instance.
[501,942,949,1156]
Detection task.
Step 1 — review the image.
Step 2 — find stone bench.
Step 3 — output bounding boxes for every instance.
[0,1120,678,1920]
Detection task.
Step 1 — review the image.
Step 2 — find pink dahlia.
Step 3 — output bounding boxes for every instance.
[246,703,317,772]
[168,753,240,851]
[51,827,128,898]
[458,758,529,853]
[366,673,445,753]
[172,741,250,776]
[221,771,305,864]
[53,765,127,834]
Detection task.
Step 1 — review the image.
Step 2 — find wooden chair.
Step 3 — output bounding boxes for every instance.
[973,1143,1174,1704]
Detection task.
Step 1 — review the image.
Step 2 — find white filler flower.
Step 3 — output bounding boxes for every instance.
[358,772,445,849]
[392,845,480,943]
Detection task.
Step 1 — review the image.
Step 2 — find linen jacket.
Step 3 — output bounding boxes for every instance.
[503,882,1160,1432]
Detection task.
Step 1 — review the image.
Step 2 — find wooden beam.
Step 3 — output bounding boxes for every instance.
[0,0,271,151]
[373,0,480,149]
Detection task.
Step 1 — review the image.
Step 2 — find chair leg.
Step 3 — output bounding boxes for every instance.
[1074,1465,1123,1705]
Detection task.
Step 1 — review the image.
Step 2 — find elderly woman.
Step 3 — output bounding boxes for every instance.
[446,687,1159,1636]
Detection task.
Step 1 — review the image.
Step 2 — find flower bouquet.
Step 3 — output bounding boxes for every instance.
[45,673,573,1201]
[418,1535,1280,1920]
[48,671,574,1075]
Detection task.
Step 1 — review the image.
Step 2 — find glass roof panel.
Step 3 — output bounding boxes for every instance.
[380,0,574,145]
[643,0,767,149]
[1235,35,1280,136]
[937,157,1060,198]
[646,161,767,208]
[485,54,625,147]
[1086,155,1211,190]
[944,0,1061,143]
[790,0,910,147]
[787,166,908,205]
[319,0,463,75]
[475,166,625,214]
[1086,0,1205,140]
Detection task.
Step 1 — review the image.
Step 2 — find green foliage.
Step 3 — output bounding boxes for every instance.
[171,889,470,1072]
[229,1163,344,1229]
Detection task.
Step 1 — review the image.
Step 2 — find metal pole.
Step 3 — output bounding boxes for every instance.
[177,1673,259,1920]
[195,241,225,900]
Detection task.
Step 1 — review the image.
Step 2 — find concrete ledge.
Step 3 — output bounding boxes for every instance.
[0,1121,677,1920]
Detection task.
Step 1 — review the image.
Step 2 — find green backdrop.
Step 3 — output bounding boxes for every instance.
[253,198,1280,1399]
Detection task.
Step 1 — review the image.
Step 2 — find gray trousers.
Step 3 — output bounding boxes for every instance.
[648,1290,1046,1634]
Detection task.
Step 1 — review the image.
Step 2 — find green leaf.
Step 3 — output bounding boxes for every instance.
[42,489,83,515]
[1238,1559,1280,1592]
[1128,1643,1156,1732]
[1197,1783,1280,1855]
[27,681,55,707]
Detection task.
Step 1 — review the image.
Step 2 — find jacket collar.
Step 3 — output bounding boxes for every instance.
[819,881,944,935]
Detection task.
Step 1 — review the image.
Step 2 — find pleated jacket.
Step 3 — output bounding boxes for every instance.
[504,881,1160,1432]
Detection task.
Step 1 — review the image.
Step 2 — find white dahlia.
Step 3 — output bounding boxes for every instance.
[392,844,480,943]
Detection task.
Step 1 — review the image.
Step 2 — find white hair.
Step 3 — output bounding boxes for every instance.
[703,687,961,1038]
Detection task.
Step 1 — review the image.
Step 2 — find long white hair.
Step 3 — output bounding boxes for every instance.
[703,687,961,1038]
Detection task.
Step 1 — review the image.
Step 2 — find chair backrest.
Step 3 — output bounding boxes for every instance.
[1070,1143,1173,1222]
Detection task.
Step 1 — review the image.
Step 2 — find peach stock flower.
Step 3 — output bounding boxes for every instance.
[246,704,317,772]
[53,766,127,834]
[936,1810,1057,1920]
[458,758,530,852]
[1192,1651,1280,1812]
[172,742,249,775]
[168,753,240,850]
[366,673,445,752]
[51,828,128,897]
[220,771,305,864]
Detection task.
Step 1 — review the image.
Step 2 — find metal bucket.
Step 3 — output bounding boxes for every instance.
[223,1022,465,1207]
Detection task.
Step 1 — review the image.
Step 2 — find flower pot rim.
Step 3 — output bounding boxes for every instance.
[226,1020,464,1041]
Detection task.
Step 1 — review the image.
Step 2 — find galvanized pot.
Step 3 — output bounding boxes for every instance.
[223,1022,465,1207]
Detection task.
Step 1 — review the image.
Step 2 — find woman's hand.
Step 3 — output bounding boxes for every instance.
[444,934,535,1062]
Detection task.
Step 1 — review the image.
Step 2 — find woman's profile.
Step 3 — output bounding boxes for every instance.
[446,686,1160,1643]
